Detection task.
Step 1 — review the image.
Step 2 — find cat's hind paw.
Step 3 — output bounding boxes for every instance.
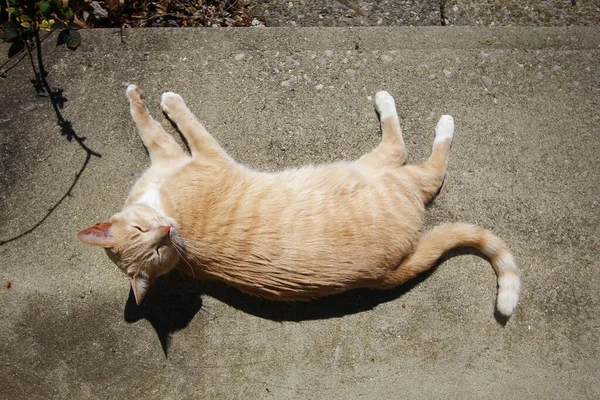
[160,92,185,116]
[375,91,397,120]
[435,115,454,142]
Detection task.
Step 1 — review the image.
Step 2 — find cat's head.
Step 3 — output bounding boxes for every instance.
[77,204,182,304]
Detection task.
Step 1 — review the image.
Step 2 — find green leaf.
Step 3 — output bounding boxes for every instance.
[39,1,52,19]
[66,29,82,50]
[56,29,69,46]
[8,40,25,58]
[56,28,81,50]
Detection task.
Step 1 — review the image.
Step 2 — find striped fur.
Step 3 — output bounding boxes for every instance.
[77,86,521,317]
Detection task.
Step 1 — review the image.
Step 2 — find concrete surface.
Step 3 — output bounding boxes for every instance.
[444,0,600,26]
[1,27,599,399]
[253,0,441,26]
[252,0,600,26]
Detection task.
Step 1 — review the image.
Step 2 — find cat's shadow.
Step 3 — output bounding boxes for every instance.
[124,248,503,356]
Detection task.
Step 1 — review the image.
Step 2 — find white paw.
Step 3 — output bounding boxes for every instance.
[435,115,454,142]
[126,84,138,95]
[375,91,397,120]
[126,84,143,102]
[160,92,184,115]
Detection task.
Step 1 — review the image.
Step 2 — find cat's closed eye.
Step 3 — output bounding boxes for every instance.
[132,225,148,233]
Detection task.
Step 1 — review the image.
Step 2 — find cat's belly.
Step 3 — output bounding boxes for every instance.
[181,179,422,299]
[166,162,424,299]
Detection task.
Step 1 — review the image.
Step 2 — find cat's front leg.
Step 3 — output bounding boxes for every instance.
[126,85,184,164]
[160,92,232,163]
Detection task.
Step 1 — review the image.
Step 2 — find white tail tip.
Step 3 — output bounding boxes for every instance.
[496,274,521,316]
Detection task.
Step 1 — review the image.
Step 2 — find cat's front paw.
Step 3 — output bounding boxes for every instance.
[375,91,397,120]
[160,92,185,116]
[126,84,144,104]
[435,115,454,142]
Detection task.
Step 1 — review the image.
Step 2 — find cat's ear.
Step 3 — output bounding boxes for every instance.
[131,275,153,305]
[77,222,116,248]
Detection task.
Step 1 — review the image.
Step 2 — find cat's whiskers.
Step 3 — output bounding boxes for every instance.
[172,236,195,279]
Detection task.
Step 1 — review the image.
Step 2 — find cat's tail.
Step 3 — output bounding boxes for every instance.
[382,223,521,317]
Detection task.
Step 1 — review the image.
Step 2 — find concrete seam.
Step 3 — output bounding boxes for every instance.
[439,0,447,26]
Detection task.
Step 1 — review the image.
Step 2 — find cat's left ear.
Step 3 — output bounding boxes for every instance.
[77,222,116,248]
[131,275,153,305]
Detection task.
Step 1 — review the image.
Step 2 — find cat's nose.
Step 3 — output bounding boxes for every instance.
[159,226,171,236]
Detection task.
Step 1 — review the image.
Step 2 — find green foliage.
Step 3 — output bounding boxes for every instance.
[1,0,84,58]
[1,1,257,59]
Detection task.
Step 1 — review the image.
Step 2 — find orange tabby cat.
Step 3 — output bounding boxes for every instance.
[78,85,520,317]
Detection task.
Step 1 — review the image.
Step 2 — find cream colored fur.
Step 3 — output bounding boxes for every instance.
[77,85,521,317]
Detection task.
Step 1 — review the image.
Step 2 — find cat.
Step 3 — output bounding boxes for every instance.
[77,85,521,317]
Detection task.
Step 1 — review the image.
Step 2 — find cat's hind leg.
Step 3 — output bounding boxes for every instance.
[371,222,520,317]
[126,85,185,164]
[358,91,407,170]
[160,92,232,163]
[404,115,454,203]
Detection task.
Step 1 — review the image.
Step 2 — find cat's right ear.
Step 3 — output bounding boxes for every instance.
[77,222,116,248]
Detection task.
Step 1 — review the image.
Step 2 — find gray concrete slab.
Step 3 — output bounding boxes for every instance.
[253,0,441,26]
[252,0,600,27]
[0,27,599,399]
[445,0,600,26]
